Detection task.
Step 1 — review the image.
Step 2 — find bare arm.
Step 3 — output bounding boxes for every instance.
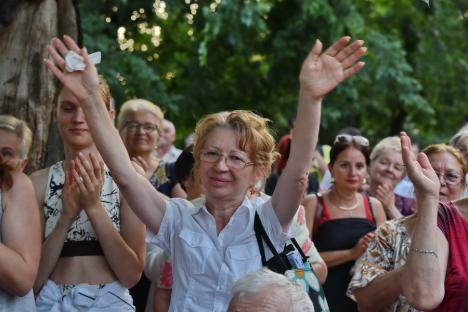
[399,132,448,310]
[353,267,404,312]
[0,172,41,296]
[320,231,375,268]
[30,167,82,294]
[273,37,366,229]
[44,36,167,234]
[370,197,387,227]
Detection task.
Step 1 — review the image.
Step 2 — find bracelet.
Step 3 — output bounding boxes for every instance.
[410,247,438,259]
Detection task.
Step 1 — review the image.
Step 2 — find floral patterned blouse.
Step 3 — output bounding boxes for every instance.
[347,215,421,312]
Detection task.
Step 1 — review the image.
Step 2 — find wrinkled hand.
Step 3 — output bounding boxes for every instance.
[351,232,375,259]
[61,163,82,222]
[72,152,104,213]
[400,132,439,198]
[376,183,396,211]
[44,36,99,102]
[300,36,366,101]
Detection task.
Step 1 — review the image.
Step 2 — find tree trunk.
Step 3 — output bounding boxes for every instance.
[0,0,80,173]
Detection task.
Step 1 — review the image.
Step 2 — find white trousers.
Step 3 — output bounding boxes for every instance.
[36,280,135,312]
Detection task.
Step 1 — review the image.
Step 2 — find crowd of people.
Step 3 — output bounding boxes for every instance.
[0,34,467,312]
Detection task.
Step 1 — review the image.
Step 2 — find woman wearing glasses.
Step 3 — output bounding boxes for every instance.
[303,134,387,312]
[366,137,413,219]
[348,143,466,312]
[117,99,186,198]
[117,99,185,312]
[30,77,146,311]
[44,34,367,311]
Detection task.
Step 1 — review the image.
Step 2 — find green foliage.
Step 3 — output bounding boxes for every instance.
[80,0,468,147]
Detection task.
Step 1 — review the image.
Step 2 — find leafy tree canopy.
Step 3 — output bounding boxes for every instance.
[80,0,467,147]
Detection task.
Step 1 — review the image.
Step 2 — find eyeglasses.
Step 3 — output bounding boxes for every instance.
[377,158,405,172]
[125,121,159,134]
[200,149,254,169]
[434,170,463,185]
[334,134,369,147]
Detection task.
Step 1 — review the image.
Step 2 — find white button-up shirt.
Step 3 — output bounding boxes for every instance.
[147,196,291,312]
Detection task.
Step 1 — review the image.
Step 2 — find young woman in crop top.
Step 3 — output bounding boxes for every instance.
[29,75,146,311]
[303,134,386,312]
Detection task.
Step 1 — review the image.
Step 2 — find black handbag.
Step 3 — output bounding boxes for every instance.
[254,211,330,312]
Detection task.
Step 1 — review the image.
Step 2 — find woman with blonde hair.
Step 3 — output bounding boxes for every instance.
[367,136,413,219]
[0,116,40,311]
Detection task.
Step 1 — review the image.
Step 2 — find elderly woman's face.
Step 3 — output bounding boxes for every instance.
[428,151,465,202]
[198,128,256,202]
[121,110,160,156]
[369,150,405,189]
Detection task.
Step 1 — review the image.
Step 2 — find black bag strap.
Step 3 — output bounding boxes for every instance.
[254,212,288,268]
[290,237,308,262]
[312,193,324,239]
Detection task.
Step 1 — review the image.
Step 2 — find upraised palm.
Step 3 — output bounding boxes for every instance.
[300,37,366,101]
[44,36,100,102]
[400,132,440,198]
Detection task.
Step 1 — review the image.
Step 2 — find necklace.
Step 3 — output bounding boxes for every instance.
[332,192,359,212]
[337,200,359,211]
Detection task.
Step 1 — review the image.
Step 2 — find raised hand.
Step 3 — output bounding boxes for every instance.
[61,162,82,222]
[300,36,366,101]
[71,152,105,213]
[44,36,100,102]
[400,132,439,198]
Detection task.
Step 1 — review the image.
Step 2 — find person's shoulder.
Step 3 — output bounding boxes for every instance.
[29,167,50,187]
[28,167,51,203]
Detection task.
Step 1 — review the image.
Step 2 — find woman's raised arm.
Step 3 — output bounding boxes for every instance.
[273,37,366,228]
[44,36,167,233]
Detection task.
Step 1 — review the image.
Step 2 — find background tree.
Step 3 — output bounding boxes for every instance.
[0,0,80,172]
[2,0,467,171]
[80,0,467,148]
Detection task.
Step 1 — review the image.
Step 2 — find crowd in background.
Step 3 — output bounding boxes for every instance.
[0,34,467,312]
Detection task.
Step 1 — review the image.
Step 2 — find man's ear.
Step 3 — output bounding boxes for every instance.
[19,158,29,172]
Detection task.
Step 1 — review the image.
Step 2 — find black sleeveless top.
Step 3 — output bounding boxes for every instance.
[313,193,376,312]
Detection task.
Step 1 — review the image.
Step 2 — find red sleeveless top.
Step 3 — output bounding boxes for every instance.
[434,202,468,311]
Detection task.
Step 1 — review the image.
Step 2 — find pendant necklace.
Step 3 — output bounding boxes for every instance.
[335,194,359,216]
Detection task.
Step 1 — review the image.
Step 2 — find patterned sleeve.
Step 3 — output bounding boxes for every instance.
[347,220,397,299]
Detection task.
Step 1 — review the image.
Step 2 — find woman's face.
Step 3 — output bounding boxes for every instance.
[428,151,465,202]
[0,129,23,171]
[369,150,405,189]
[56,88,94,149]
[121,110,159,157]
[330,146,368,191]
[198,128,257,202]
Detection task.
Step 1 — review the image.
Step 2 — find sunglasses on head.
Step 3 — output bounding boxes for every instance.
[334,134,369,147]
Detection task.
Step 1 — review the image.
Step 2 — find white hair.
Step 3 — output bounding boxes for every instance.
[231,268,314,312]
[449,126,468,148]
[163,119,176,134]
